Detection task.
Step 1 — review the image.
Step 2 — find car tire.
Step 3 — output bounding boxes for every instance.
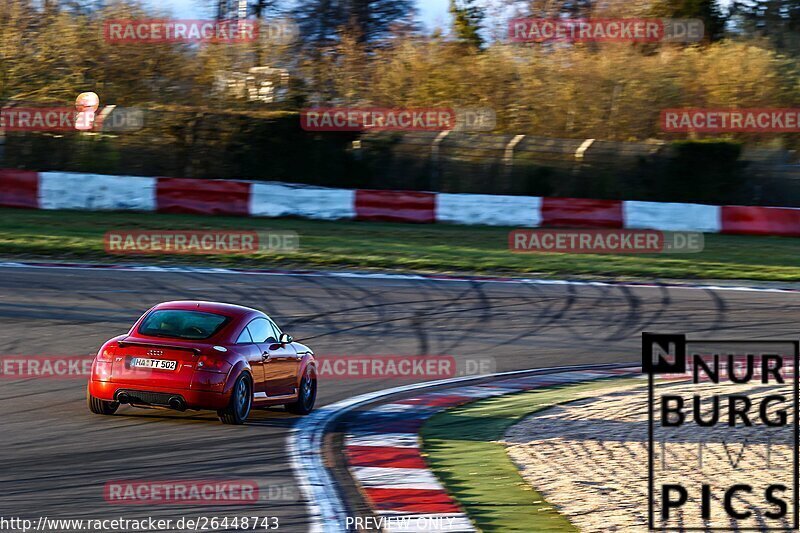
[286,367,317,416]
[218,374,253,425]
[87,387,119,416]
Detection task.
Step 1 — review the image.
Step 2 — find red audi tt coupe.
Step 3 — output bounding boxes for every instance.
[87,301,317,424]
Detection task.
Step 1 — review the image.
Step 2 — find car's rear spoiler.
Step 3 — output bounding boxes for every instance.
[118,340,201,355]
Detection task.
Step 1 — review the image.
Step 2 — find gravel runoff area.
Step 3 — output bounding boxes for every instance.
[504,379,795,532]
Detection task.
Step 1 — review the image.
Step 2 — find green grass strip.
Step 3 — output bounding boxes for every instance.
[3,208,800,280]
[420,378,639,532]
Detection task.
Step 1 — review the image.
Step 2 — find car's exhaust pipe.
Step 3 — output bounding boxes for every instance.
[117,393,130,404]
[168,396,186,412]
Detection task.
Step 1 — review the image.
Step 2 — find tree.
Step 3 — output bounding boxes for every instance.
[649,0,727,42]
[520,0,728,42]
[215,0,282,21]
[450,0,485,49]
[730,0,800,49]
[292,0,416,46]
[524,0,596,18]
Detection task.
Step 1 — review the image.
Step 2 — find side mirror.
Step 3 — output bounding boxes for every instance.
[280,333,293,345]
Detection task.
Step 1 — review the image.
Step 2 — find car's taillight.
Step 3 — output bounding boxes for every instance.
[93,347,115,381]
[197,356,231,373]
[96,349,114,363]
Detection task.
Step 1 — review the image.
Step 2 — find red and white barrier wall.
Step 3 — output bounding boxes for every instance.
[3,169,800,237]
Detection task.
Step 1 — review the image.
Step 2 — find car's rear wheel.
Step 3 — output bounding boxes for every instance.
[218,374,252,425]
[286,367,317,416]
[87,386,119,416]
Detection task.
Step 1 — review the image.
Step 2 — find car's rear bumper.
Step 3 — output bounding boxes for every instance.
[88,380,230,410]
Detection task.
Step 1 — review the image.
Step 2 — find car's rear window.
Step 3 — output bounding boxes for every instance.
[138,310,229,340]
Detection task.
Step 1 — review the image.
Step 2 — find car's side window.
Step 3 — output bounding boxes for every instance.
[266,317,282,337]
[264,321,280,343]
[236,326,254,345]
[248,318,276,344]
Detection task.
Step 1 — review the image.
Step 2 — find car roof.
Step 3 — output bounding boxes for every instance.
[152,301,263,319]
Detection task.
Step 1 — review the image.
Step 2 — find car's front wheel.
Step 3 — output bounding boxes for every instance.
[218,374,252,425]
[286,367,317,416]
[87,386,119,416]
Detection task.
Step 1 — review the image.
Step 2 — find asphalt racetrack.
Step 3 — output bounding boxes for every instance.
[1,265,798,532]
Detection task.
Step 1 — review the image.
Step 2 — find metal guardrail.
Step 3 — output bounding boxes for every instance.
[361,132,797,168]
[358,131,800,204]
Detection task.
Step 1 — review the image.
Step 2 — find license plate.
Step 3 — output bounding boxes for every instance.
[130,358,178,371]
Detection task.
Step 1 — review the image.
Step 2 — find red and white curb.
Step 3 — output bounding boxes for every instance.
[3,168,800,236]
[289,364,637,533]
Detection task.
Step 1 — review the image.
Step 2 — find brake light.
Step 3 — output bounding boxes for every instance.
[96,348,114,363]
[197,356,231,373]
[93,346,115,381]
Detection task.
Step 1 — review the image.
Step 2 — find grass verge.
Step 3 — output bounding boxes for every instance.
[419,378,639,532]
[3,208,800,280]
